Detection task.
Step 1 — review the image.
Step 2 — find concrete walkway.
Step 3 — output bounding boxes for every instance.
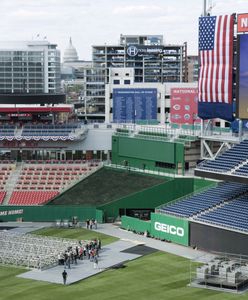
[0,221,53,235]
[92,223,214,263]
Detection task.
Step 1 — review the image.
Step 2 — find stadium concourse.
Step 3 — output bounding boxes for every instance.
[0,221,213,285]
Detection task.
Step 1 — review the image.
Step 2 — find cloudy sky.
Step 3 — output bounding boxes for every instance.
[1,0,247,60]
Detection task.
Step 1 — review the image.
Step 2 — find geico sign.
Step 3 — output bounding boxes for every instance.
[154,221,184,237]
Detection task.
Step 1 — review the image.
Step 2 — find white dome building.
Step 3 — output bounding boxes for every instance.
[63,37,79,63]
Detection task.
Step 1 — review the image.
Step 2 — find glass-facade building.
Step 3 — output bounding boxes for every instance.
[0,41,61,94]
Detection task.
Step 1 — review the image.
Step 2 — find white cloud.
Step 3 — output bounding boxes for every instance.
[113,5,165,17]
[0,0,247,59]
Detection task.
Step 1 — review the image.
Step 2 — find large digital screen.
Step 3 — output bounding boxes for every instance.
[113,88,157,123]
[237,34,248,119]
[170,88,199,124]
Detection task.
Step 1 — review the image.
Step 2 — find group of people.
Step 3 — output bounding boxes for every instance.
[86,219,97,230]
[60,238,102,285]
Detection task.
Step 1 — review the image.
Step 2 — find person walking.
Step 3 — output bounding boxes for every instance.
[93,255,98,269]
[62,269,68,285]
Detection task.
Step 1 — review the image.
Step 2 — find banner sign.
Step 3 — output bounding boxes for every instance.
[126,45,176,57]
[237,13,248,33]
[237,34,248,119]
[150,213,189,246]
[113,88,157,122]
[170,88,199,124]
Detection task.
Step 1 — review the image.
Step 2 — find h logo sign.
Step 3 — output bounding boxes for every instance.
[127,46,138,57]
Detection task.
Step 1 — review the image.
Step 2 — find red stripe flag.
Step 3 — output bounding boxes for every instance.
[198,15,234,104]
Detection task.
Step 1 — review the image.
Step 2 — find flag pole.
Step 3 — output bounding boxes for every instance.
[203,0,207,16]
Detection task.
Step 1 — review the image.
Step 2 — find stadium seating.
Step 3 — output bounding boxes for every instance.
[8,161,101,205]
[9,191,59,205]
[0,125,15,136]
[21,123,80,137]
[0,191,6,204]
[158,182,248,218]
[0,231,80,269]
[0,164,15,198]
[195,194,248,232]
[197,139,248,173]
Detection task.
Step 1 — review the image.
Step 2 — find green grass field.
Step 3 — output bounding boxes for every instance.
[0,228,247,300]
[32,227,118,246]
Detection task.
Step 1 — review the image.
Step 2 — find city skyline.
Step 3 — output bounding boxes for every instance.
[1,0,247,60]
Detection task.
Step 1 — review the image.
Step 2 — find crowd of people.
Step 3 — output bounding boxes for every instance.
[58,238,102,284]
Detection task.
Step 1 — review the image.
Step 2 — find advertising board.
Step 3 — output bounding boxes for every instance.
[126,45,172,57]
[237,13,248,33]
[150,213,189,246]
[170,88,199,124]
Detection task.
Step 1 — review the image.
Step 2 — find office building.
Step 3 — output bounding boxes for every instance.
[0,40,61,94]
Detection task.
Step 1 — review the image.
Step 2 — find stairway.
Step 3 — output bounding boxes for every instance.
[15,127,23,136]
[2,163,23,205]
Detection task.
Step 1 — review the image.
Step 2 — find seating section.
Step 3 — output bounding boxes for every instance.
[0,191,6,204]
[0,163,15,204]
[197,139,248,173]
[158,182,248,218]
[234,162,248,176]
[0,231,80,270]
[0,125,15,136]
[0,165,13,190]
[25,159,89,164]
[8,161,100,205]
[9,191,58,205]
[22,124,80,137]
[195,194,248,232]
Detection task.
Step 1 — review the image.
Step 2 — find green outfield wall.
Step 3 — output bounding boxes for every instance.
[112,136,185,174]
[0,206,103,223]
[121,213,189,246]
[98,178,194,221]
[121,216,151,233]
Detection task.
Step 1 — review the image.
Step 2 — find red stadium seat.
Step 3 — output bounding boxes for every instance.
[9,191,58,205]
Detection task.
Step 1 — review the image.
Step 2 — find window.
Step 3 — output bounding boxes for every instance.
[113,79,120,84]
[124,80,130,85]
[115,73,119,76]
[155,161,176,169]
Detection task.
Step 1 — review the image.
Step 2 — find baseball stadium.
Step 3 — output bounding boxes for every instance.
[1,6,248,300]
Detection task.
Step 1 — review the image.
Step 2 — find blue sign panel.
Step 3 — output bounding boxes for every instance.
[113,88,157,123]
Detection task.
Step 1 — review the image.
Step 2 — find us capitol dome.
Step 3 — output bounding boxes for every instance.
[63,37,79,62]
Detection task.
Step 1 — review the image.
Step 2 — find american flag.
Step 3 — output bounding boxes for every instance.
[198,15,234,104]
